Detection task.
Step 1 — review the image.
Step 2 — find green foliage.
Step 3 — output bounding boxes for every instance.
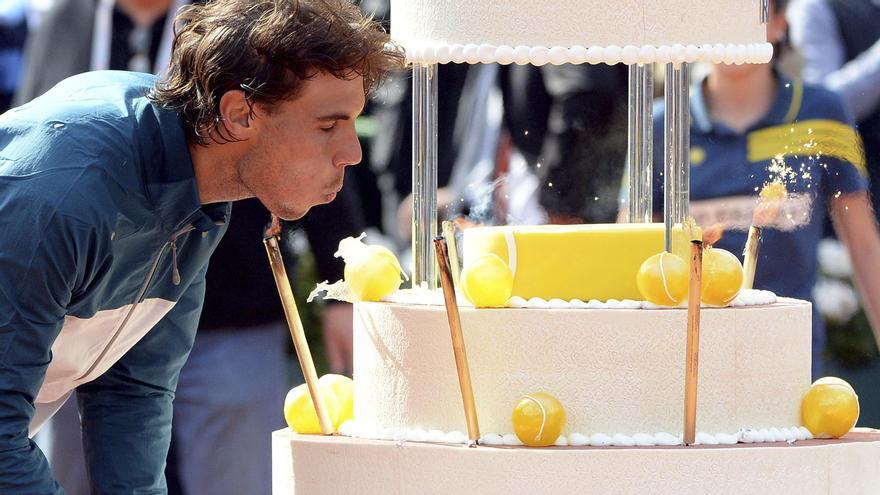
[826,309,879,369]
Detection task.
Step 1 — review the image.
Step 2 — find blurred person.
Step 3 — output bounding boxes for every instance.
[15,0,185,106]
[624,0,880,377]
[0,0,28,111]
[499,64,628,225]
[788,0,880,219]
[0,1,401,493]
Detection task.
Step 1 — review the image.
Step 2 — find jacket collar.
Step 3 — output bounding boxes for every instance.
[139,102,230,235]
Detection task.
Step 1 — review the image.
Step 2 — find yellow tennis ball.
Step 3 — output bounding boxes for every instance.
[344,244,405,301]
[512,392,566,447]
[283,383,341,434]
[701,248,743,306]
[636,252,689,306]
[802,377,860,438]
[319,374,354,428]
[462,253,513,308]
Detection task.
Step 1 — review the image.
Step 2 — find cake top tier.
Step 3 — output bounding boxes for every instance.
[391,0,772,66]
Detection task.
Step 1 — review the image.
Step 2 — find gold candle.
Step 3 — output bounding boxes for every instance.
[743,181,787,290]
[441,220,462,287]
[434,237,481,447]
[741,226,762,290]
[263,219,334,436]
[684,239,703,446]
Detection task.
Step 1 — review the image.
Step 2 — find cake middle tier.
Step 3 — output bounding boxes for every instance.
[353,300,812,437]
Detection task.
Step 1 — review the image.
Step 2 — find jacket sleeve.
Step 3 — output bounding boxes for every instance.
[76,266,207,494]
[0,204,108,495]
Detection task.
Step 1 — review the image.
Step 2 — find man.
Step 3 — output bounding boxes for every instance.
[0,0,402,492]
[787,0,880,219]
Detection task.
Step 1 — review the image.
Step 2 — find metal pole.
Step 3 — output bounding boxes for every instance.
[412,63,439,288]
[627,63,654,223]
[663,62,690,251]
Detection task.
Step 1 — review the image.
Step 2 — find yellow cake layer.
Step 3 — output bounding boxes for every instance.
[461,223,697,302]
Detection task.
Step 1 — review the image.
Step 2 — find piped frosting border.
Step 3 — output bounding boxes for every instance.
[339,421,814,447]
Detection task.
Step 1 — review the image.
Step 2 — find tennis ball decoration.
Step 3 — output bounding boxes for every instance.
[319,374,354,428]
[336,234,407,301]
[701,247,743,306]
[802,377,860,438]
[512,392,567,447]
[283,383,341,434]
[461,253,514,308]
[636,252,689,306]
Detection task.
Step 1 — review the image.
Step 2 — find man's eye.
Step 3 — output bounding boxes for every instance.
[320,123,336,132]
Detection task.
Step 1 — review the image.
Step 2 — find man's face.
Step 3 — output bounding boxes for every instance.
[237,72,365,220]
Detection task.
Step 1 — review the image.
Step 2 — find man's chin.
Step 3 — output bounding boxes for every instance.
[273,206,309,221]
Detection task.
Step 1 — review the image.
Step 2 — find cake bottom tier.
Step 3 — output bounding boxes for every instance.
[272,428,880,495]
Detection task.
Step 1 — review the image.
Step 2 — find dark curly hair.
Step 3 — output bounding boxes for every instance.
[150,0,404,145]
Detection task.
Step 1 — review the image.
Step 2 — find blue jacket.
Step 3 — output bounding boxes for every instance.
[0,71,229,493]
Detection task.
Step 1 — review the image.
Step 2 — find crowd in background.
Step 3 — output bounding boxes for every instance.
[2,0,878,493]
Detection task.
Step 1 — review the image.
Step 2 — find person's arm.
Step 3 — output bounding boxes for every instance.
[788,0,880,121]
[0,201,109,494]
[76,266,207,493]
[830,192,880,347]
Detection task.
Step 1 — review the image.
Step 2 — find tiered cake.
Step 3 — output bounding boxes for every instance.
[273,2,880,493]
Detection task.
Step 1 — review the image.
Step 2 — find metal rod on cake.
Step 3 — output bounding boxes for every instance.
[684,238,704,446]
[412,63,439,289]
[263,216,335,435]
[434,236,481,447]
[627,63,654,223]
[663,62,690,251]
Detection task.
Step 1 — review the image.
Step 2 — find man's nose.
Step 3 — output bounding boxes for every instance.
[336,131,363,168]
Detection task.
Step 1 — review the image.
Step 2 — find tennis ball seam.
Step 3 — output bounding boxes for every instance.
[659,252,675,303]
[522,394,548,442]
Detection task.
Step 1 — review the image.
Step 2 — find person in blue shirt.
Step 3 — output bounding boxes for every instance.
[0,0,403,493]
[631,0,880,377]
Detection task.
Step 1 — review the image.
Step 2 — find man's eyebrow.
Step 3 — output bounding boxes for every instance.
[316,104,365,121]
[316,113,353,121]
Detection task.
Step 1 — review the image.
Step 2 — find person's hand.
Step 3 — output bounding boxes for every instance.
[322,303,354,375]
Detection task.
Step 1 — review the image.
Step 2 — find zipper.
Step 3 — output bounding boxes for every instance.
[73,224,195,382]
[168,224,196,286]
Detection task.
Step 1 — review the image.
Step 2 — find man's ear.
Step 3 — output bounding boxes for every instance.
[218,90,255,140]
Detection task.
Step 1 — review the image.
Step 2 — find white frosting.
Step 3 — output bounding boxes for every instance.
[274,428,880,495]
[507,289,778,310]
[382,288,779,310]
[392,0,771,66]
[339,421,814,447]
[404,42,774,66]
[353,300,812,441]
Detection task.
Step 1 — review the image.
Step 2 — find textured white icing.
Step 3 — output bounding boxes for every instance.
[403,42,774,66]
[353,300,812,439]
[339,421,813,447]
[275,428,880,495]
[392,0,769,66]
